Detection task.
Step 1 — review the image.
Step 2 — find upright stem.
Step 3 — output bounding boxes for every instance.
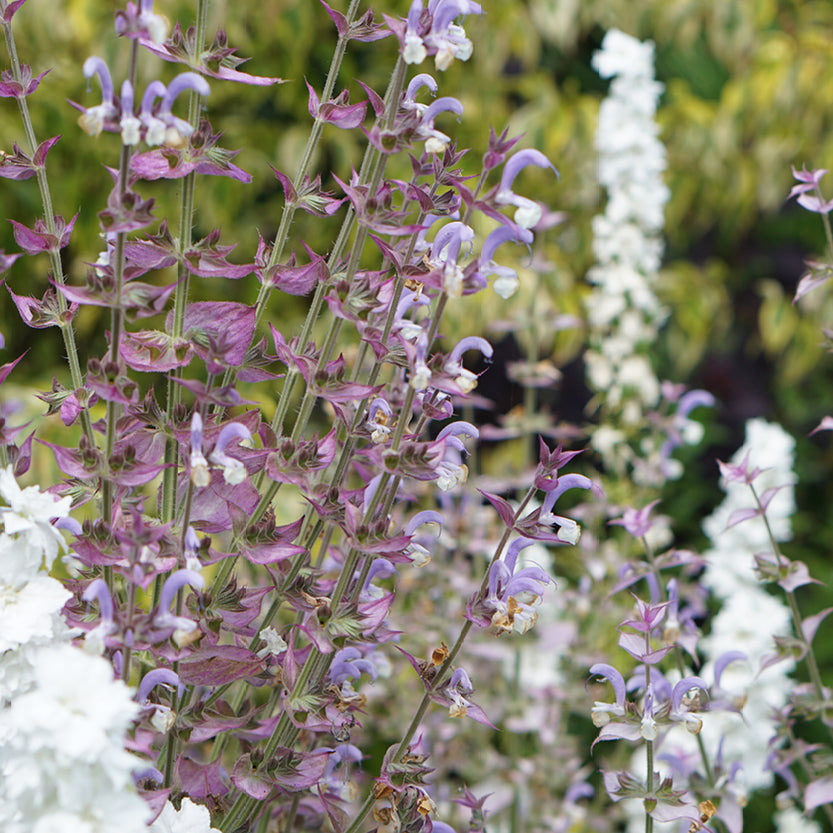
[1,18,94,444]
[750,483,833,745]
[224,0,366,400]
[341,487,538,833]
[160,16,209,526]
[101,38,139,528]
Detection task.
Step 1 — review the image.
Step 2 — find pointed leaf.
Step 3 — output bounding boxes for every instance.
[177,645,263,686]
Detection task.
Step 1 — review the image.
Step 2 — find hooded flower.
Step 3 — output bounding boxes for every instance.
[484,538,553,635]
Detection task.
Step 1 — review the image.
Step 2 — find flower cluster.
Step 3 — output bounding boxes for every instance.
[584,29,672,479]
[77,57,210,148]
[0,467,150,833]
[697,420,797,795]
[400,0,484,71]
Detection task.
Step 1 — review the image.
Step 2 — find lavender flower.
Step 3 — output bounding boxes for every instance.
[427,220,475,298]
[495,149,556,229]
[154,569,204,637]
[208,421,252,485]
[78,57,118,137]
[189,412,210,487]
[443,336,492,393]
[484,537,554,635]
[416,95,464,154]
[402,0,483,71]
[789,165,833,214]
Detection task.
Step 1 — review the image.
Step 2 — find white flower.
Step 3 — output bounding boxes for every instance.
[411,361,431,391]
[585,30,669,476]
[0,644,148,833]
[150,705,176,734]
[120,114,142,146]
[0,467,72,571]
[436,460,468,491]
[140,10,169,45]
[150,798,221,833]
[403,33,427,65]
[492,270,519,298]
[592,29,656,80]
[657,419,796,796]
[775,806,821,833]
[256,627,288,659]
[0,576,71,655]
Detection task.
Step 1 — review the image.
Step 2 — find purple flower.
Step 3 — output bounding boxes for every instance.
[138,80,168,146]
[154,569,204,635]
[390,289,430,342]
[403,0,429,64]
[496,149,557,229]
[404,510,444,565]
[640,683,657,740]
[209,421,252,485]
[82,578,117,650]
[183,526,202,571]
[321,743,364,795]
[426,0,483,70]
[189,412,210,487]
[669,677,709,734]
[78,56,118,137]
[475,224,533,298]
[427,220,475,297]
[360,558,398,600]
[119,81,142,146]
[445,666,475,716]
[609,499,661,539]
[589,663,627,727]
[136,668,186,704]
[403,72,438,111]
[82,578,114,622]
[434,421,478,491]
[156,72,211,147]
[538,473,593,544]
[328,647,378,685]
[485,537,553,635]
[115,0,169,44]
[789,165,833,214]
[366,398,394,443]
[401,1,483,70]
[443,336,492,393]
[410,331,431,390]
[417,96,464,154]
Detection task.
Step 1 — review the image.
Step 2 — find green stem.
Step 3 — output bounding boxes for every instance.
[225,0,366,401]
[750,483,833,744]
[100,39,139,531]
[160,74,207,527]
[640,535,716,788]
[341,487,538,833]
[1,19,94,444]
[266,56,407,440]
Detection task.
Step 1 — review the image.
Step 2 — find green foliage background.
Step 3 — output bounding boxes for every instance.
[5,0,833,417]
